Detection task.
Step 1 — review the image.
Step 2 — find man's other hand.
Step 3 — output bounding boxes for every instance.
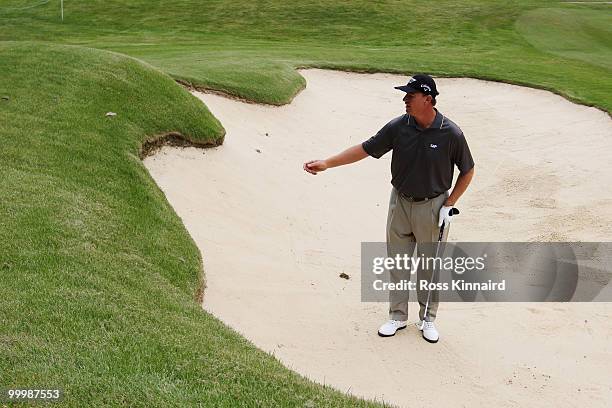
[438,205,455,227]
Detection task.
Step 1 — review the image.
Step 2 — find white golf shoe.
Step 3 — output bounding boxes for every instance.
[418,320,439,343]
[377,319,407,337]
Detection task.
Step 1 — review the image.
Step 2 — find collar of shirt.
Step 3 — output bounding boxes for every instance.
[407,109,444,131]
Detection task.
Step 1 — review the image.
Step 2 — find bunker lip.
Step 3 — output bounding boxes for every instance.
[140,131,224,159]
[144,69,612,408]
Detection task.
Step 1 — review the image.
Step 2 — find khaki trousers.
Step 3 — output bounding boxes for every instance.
[386,188,449,322]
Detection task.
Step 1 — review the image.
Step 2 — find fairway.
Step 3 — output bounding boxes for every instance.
[1,0,611,407]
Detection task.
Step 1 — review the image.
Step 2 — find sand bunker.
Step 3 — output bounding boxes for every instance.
[144,70,612,407]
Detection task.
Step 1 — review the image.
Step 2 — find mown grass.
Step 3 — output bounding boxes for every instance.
[515,7,612,71]
[0,1,610,108]
[0,0,611,407]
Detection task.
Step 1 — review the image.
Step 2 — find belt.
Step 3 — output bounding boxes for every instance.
[399,192,441,202]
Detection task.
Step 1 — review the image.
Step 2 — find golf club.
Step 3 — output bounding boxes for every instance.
[420,207,460,329]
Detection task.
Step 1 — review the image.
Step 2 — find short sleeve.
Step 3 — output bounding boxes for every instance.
[452,132,475,174]
[362,120,395,159]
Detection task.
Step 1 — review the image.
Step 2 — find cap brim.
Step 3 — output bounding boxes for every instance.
[394,85,421,93]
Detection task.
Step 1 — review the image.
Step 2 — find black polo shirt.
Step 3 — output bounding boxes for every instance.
[362,110,474,198]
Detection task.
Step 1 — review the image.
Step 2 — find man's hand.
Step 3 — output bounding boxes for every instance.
[303,160,328,175]
[303,144,369,175]
[438,205,455,227]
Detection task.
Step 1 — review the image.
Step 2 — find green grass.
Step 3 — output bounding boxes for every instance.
[516,7,612,70]
[0,1,611,407]
[0,1,610,108]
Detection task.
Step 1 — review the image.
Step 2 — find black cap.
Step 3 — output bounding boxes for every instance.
[394,74,439,97]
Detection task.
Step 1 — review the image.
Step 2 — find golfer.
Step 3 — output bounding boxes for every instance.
[303,74,474,343]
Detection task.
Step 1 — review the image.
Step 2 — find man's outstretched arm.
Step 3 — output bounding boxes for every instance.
[303,144,369,175]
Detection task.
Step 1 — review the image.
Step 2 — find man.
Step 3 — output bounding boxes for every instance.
[303,74,474,344]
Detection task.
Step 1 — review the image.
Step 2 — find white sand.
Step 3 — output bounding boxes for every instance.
[144,69,612,407]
